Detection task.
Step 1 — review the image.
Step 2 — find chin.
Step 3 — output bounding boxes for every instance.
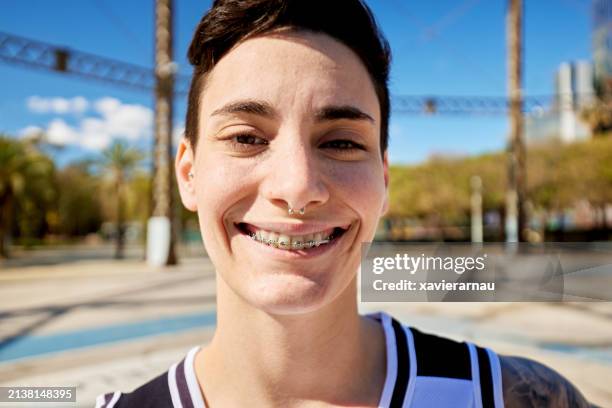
[222,264,356,316]
[242,273,336,315]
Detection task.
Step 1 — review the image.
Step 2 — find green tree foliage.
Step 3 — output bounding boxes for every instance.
[580,100,612,134]
[388,137,612,228]
[99,140,143,259]
[0,135,55,256]
[122,170,151,244]
[389,154,503,224]
[54,162,104,237]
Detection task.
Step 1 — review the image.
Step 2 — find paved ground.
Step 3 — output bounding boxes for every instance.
[0,246,611,407]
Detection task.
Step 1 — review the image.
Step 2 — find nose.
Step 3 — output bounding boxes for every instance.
[260,138,330,214]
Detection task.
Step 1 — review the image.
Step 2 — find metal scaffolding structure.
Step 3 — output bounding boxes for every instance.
[0,30,559,115]
[392,94,551,115]
[0,31,190,94]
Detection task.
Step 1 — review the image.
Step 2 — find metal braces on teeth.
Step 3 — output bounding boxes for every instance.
[249,233,331,249]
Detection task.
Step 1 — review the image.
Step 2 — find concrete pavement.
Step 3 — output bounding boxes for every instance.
[0,247,611,407]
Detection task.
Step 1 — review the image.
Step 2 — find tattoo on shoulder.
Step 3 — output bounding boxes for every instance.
[500,355,598,408]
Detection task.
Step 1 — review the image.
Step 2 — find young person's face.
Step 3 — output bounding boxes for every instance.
[177,30,389,314]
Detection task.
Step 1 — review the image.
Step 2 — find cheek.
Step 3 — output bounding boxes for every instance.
[194,157,258,242]
[195,155,256,209]
[327,161,386,217]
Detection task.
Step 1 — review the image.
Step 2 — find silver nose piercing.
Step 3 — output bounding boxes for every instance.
[288,205,305,215]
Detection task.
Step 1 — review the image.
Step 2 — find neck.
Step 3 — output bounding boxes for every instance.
[196,276,386,407]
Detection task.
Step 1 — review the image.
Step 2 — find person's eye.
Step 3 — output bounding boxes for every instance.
[225,133,268,152]
[233,134,268,145]
[320,139,365,151]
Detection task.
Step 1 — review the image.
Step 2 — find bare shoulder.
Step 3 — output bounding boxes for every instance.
[500,355,599,408]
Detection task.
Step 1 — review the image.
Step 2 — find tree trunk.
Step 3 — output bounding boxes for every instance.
[115,174,125,259]
[0,196,13,258]
[0,206,7,259]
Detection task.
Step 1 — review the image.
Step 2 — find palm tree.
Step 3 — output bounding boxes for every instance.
[0,135,55,257]
[100,140,143,259]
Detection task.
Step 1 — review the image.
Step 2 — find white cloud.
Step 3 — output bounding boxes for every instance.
[72,97,89,113]
[93,98,153,140]
[94,97,121,115]
[47,119,79,145]
[21,97,154,151]
[27,96,89,115]
[19,125,43,140]
[80,117,113,150]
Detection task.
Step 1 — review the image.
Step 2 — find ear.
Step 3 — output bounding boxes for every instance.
[175,138,197,212]
[381,151,390,216]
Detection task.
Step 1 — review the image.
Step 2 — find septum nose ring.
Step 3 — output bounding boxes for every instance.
[288,204,305,215]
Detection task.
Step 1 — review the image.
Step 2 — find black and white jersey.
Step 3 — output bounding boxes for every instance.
[95,312,504,408]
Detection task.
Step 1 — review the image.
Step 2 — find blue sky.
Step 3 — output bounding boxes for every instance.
[0,0,592,165]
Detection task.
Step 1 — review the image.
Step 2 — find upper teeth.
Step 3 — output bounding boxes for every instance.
[248,229,334,250]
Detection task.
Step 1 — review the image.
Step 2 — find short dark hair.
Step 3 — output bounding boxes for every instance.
[186,0,392,155]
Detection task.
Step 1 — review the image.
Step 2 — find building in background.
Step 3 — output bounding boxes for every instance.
[526,0,612,145]
[525,61,594,144]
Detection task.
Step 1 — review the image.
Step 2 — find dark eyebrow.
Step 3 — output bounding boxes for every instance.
[211,101,374,123]
[314,105,375,123]
[211,99,276,118]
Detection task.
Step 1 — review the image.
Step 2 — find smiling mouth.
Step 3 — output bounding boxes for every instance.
[235,223,348,251]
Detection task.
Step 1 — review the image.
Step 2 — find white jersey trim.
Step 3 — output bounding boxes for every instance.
[377,312,398,407]
[401,324,417,408]
[107,391,121,408]
[487,348,505,408]
[168,362,183,408]
[185,346,207,408]
[467,342,483,408]
[94,393,106,408]
[94,391,120,408]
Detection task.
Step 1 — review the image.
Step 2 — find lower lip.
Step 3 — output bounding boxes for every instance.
[237,229,347,260]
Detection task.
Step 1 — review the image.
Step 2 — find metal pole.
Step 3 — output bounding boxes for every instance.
[147,0,177,266]
[506,0,527,243]
[471,175,483,243]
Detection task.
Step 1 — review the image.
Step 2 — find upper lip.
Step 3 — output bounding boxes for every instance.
[236,221,350,236]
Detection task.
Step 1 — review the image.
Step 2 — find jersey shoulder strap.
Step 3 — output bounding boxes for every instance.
[407,326,504,408]
[410,327,472,380]
[94,370,173,408]
[94,346,204,408]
